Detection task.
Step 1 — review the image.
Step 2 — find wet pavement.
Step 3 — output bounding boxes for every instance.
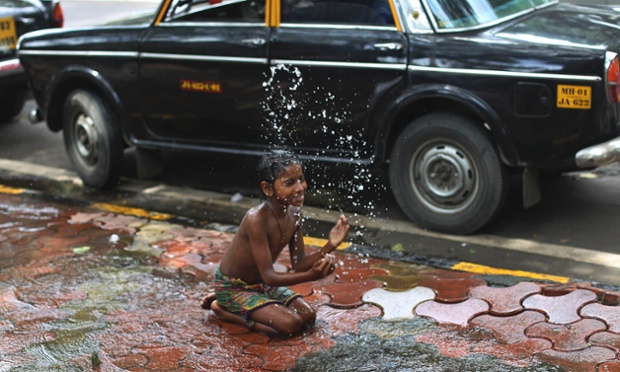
[2,185,620,371]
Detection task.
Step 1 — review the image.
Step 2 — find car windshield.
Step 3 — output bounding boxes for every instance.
[424,0,556,31]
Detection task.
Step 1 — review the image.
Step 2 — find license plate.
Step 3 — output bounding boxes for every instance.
[557,84,592,110]
[0,17,17,51]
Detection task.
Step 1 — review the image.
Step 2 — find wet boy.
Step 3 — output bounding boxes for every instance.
[201,151,349,336]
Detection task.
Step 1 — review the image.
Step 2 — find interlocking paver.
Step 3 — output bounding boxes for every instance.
[473,338,553,362]
[415,326,552,366]
[522,289,598,324]
[470,310,546,344]
[415,298,489,327]
[362,286,436,320]
[589,331,620,353]
[536,347,617,372]
[417,277,487,303]
[312,276,384,309]
[469,282,542,315]
[525,319,607,351]
[598,360,620,372]
[315,302,382,336]
[582,303,620,333]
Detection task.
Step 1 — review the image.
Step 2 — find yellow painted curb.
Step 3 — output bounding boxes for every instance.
[303,236,351,250]
[91,203,174,221]
[0,184,25,195]
[452,262,569,283]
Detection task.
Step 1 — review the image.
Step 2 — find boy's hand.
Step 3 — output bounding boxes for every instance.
[328,214,349,250]
[312,253,336,279]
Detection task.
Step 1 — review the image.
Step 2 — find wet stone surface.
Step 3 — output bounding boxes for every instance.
[2,190,620,371]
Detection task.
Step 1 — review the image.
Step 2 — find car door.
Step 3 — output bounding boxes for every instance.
[139,0,271,150]
[268,0,407,161]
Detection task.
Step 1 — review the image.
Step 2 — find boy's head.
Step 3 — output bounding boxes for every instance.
[258,150,303,185]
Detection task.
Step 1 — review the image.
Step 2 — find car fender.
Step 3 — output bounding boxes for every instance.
[376,83,520,167]
[44,65,130,143]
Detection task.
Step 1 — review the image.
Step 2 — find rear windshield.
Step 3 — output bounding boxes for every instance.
[424,0,557,31]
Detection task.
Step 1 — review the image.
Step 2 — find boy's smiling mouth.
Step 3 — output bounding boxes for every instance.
[291,194,305,205]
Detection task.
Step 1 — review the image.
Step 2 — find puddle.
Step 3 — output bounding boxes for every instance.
[293,318,565,372]
[0,192,211,369]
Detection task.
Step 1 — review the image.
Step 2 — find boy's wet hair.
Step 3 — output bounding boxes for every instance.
[258,150,302,184]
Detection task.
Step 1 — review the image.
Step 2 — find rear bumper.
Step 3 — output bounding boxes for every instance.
[0,58,24,79]
[575,136,620,168]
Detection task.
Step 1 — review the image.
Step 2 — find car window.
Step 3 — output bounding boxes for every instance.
[164,0,265,23]
[425,0,556,31]
[281,0,395,27]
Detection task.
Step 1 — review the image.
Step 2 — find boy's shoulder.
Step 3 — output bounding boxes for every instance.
[241,204,268,225]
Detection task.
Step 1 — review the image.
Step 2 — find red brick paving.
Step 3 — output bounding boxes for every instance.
[3,191,620,370]
[523,289,598,324]
[469,282,542,315]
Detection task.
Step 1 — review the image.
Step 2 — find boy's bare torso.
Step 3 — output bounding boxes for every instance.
[218,204,301,284]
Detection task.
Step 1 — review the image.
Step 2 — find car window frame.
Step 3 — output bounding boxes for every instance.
[419,0,559,33]
[159,0,266,26]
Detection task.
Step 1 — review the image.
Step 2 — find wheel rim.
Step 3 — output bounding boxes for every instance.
[409,141,479,215]
[73,113,99,167]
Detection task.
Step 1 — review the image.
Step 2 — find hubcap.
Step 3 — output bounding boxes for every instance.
[411,143,478,214]
[73,113,99,166]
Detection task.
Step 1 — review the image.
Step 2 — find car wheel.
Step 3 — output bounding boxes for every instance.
[0,89,26,123]
[62,89,123,189]
[389,113,508,234]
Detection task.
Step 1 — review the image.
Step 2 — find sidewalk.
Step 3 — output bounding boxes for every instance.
[2,182,620,371]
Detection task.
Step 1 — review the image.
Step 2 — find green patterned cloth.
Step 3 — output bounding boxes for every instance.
[213,268,301,325]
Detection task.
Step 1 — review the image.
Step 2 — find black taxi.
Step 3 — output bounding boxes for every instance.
[0,0,62,122]
[16,0,620,234]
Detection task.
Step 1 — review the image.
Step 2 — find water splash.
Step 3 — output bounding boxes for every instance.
[261,64,388,222]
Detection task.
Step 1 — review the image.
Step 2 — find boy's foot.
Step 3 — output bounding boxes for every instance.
[200,293,217,310]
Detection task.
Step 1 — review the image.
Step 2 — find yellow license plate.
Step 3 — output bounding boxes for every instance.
[557,84,592,110]
[0,16,17,51]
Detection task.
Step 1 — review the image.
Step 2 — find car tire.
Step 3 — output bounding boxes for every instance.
[0,89,26,123]
[389,113,508,234]
[62,89,123,189]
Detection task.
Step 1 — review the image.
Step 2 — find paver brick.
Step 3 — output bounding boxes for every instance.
[417,277,487,303]
[536,347,617,372]
[469,282,542,315]
[589,331,620,353]
[582,302,620,333]
[598,360,620,372]
[473,338,553,362]
[415,298,489,327]
[312,276,383,309]
[525,319,607,351]
[470,310,546,344]
[362,286,436,320]
[522,289,598,324]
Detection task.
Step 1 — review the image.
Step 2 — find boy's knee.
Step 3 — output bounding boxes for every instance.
[275,314,304,336]
[293,299,316,327]
[302,308,316,327]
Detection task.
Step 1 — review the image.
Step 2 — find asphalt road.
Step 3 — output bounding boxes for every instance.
[4,0,620,287]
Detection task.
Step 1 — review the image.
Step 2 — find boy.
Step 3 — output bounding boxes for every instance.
[201,151,349,336]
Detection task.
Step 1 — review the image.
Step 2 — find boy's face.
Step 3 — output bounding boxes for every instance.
[270,164,307,207]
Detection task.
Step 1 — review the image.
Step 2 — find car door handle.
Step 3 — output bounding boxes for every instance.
[373,42,403,51]
[241,38,266,46]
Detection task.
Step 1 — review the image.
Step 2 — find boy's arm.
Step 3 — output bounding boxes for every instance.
[246,214,330,287]
[290,215,349,272]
